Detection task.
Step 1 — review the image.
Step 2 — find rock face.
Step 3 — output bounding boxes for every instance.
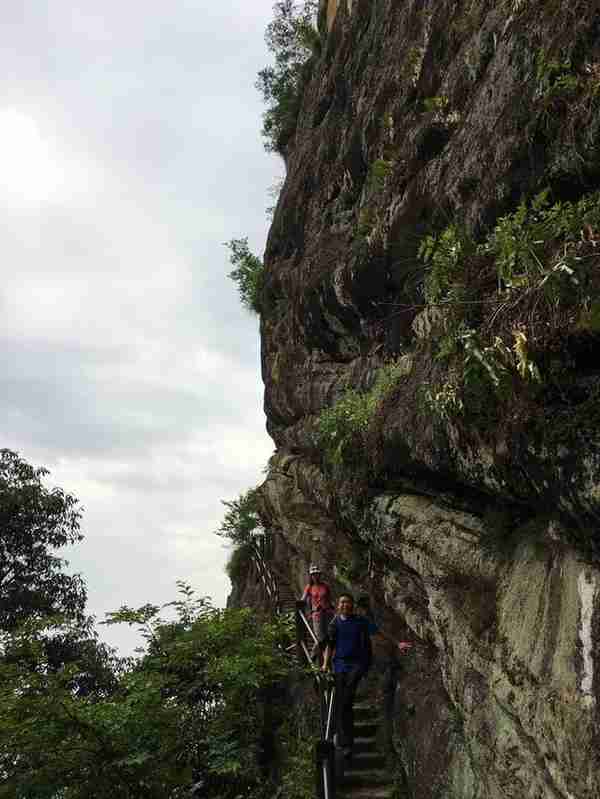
[248,1,600,796]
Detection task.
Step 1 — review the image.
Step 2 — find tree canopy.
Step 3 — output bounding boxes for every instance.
[216,488,263,545]
[0,456,307,799]
[256,0,320,152]
[225,238,265,314]
[0,449,86,631]
[0,584,294,799]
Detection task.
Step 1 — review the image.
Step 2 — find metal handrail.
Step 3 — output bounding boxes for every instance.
[294,601,336,799]
[246,534,336,799]
[249,537,282,613]
[297,602,320,647]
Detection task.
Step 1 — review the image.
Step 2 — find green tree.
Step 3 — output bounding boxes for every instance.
[256,0,320,152]
[0,449,85,631]
[0,585,293,799]
[216,488,263,545]
[225,238,264,314]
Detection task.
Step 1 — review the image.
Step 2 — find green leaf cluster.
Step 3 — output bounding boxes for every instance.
[316,361,407,468]
[216,489,262,546]
[0,586,294,799]
[256,1,320,152]
[482,189,600,290]
[535,51,580,100]
[418,224,475,303]
[225,238,265,314]
[425,329,541,424]
[0,449,85,631]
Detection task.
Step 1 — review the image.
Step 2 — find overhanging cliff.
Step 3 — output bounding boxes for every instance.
[252,2,600,797]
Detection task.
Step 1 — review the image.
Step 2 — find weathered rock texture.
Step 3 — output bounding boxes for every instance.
[249,1,600,797]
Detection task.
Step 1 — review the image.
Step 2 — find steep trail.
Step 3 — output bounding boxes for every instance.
[249,533,404,797]
[337,701,394,799]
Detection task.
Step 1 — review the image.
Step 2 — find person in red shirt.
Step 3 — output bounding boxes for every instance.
[301,564,333,658]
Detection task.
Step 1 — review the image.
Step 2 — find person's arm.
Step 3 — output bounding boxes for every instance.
[301,584,310,601]
[372,626,413,654]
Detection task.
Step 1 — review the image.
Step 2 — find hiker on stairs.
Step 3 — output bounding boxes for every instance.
[301,564,334,660]
[321,593,372,759]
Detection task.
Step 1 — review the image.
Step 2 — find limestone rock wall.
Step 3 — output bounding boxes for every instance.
[248,1,600,796]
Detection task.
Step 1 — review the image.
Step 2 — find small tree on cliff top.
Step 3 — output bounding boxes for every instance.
[217,488,263,546]
[256,0,320,152]
[225,238,264,314]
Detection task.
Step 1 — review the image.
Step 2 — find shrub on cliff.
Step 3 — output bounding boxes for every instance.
[225,238,264,314]
[217,488,262,545]
[226,541,254,585]
[256,0,320,152]
[419,190,600,428]
[316,361,407,470]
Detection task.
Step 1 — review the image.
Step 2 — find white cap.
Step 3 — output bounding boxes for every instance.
[309,564,321,574]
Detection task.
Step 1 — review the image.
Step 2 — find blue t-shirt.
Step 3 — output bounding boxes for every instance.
[328,615,372,673]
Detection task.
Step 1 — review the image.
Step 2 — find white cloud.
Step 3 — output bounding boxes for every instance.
[0,0,282,653]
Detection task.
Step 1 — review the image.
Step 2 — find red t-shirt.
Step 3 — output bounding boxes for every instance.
[303,582,332,614]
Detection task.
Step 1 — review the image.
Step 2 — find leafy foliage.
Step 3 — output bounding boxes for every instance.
[481,189,600,291]
[256,0,320,152]
[278,712,318,799]
[316,361,407,468]
[225,542,255,584]
[216,488,262,546]
[418,224,476,303]
[225,238,264,314]
[368,158,394,192]
[0,585,294,799]
[422,94,449,113]
[0,449,85,631]
[423,376,464,422]
[416,189,600,425]
[535,51,580,101]
[425,328,542,423]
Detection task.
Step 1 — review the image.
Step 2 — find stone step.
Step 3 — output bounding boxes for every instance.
[339,787,394,799]
[353,721,377,738]
[354,705,380,722]
[352,736,377,753]
[350,751,386,770]
[341,768,393,788]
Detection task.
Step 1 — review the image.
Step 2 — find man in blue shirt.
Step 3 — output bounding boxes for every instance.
[322,594,372,757]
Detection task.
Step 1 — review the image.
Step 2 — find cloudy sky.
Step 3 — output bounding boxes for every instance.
[0,1,283,653]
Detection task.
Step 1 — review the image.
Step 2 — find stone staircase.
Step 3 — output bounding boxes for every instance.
[336,702,395,799]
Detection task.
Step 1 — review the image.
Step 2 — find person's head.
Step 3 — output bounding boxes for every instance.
[337,593,354,617]
[309,564,322,584]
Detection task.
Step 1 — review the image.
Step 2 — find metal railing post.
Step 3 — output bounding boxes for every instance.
[295,600,306,666]
[293,600,337,799]
[315,739,335,799]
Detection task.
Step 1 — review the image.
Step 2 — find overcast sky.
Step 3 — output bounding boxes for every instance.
[0,1,283,653]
